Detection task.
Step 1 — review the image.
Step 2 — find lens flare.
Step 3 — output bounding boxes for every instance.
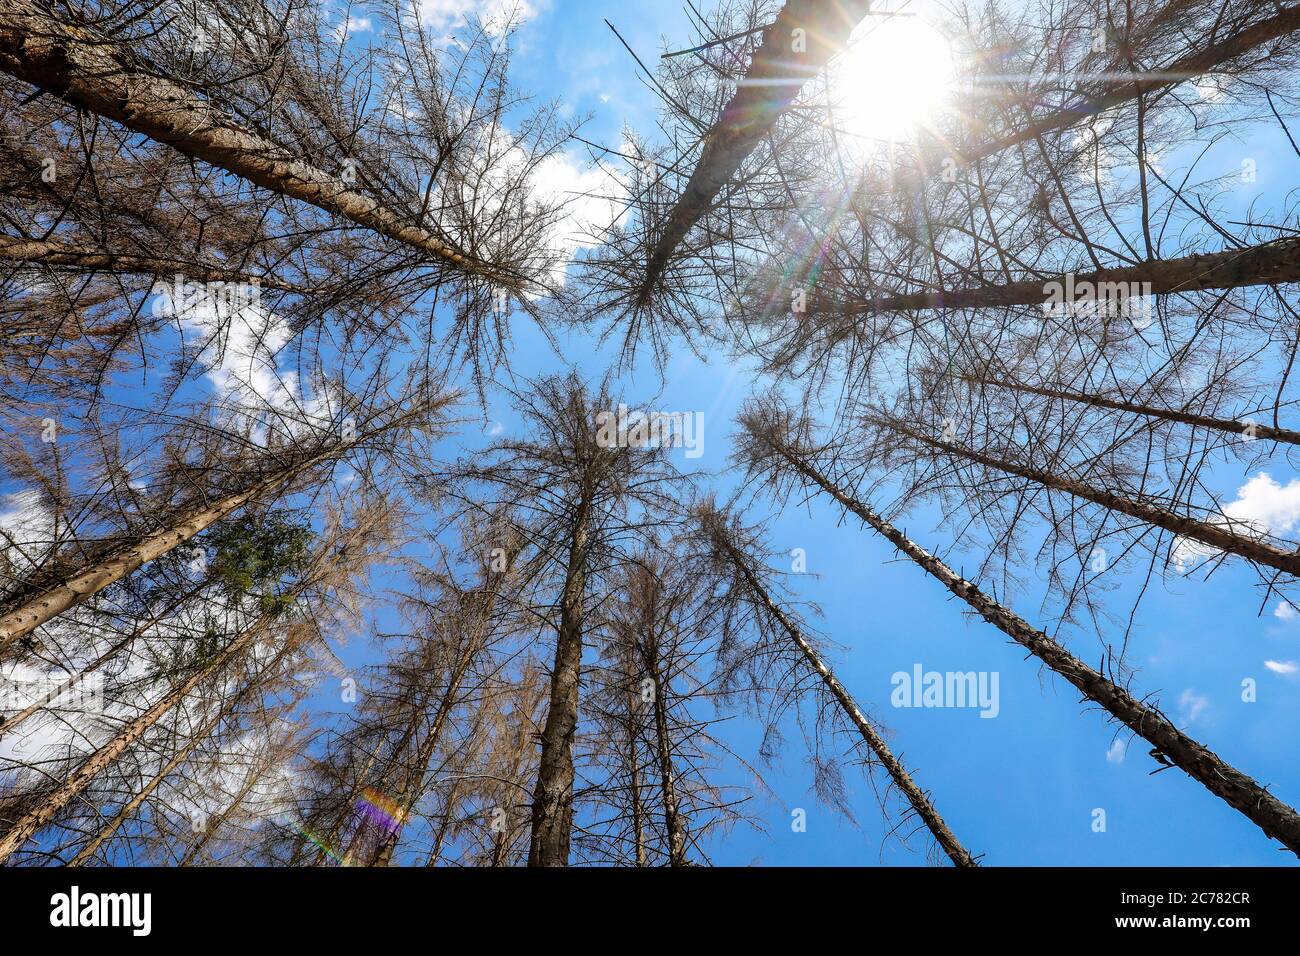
[831,16,956,146]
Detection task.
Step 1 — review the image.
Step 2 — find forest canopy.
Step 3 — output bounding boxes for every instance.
[0,0,1298,869]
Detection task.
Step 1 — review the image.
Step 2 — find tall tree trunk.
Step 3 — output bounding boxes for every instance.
[642,635,688,867]
[963,375,1300,446]
[369,670,464,867]
[624,678,648,868]
[178,759,267,867]
[0,579,206,740]
[528,498,591,866]
[0,1,519,290]
[750,425,1300,854]
[0,234,306,293]
[709,519,978,867]
[489,826,510,868]
[951,5,1300,166]
[66,702,228,866]
[813,237,1300,317]
[875,416,1300,577]
[371,580,504,866]
[633,0,872,307]
[65,691,249,868]
[425,778,463,867]
[0,453,326,656]
[0,609,274,863]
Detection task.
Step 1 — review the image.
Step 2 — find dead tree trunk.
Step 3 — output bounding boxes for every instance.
[0,453,327,655]
[706,513,978,867]
[641,633,688,867]
[950,5,1300,166]
[0,580,206,740]
[0,234,307,293]
[370,648,476,867]
[633,0,872,306]
[875,416,1300,577]
[748,424,1300,854]
[963,375,1300,446]
[811,237,1300,316]
[66,703,228,867]
[0,609,274,863]
[178,757,269,867]
[528,497,591,867]
[426,778,463,867]
[0,1,521,290]
[624,676,648,868]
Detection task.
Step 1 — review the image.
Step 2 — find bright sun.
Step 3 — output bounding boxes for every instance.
[831,16,956,146]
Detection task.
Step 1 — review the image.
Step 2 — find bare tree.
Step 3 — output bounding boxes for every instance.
[735,394,1300,855]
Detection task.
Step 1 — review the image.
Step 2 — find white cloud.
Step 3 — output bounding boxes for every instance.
[1221,473,1300,535]
[529,149,629,279]
[436,118,630,289]
[1175,473,1300,566]
[1265,660,1299,676]
[335,14,372,40]
[0,491,57,575]
[156,283,296,414]
[1105,739,1125,764]
[1194,73,1231,102]
[417,0,539,36]
[1275,600,1298,621]
[1178,688,1209,725]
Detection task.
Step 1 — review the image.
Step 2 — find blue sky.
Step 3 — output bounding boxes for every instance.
[5,0,1298,867]
[421,0,1300,866]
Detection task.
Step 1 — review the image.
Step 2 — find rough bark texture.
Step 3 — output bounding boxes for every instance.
[0,459,316,654]
[0,1,517,288]
[634,0,872,306]
[714,529,978,867]
[967,376,1300,446]
[759,432,1300,855]
[528,499,591,866]
[816,237,1300,316]
[68,704,227,867]
[624,674,648,867]
[955,6,1300,165]
[0,234,307,293]
[879,417,1300,577]
[644,639,688,867]
[0,615,266,863]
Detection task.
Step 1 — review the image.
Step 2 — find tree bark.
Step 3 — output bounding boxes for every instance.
[813,237,1300,317]
[642,635,688,866]
[964,375,1300,446]
[624,677,648,868]
[0,610,271,863]
[0,580,206,740]
[369,664,468,867]
[951,5,1300,166]
[68,703,228,867]
[633,0,872,306]
[877,416,1300,577]
[0,1,519,290]
[0,234,307,293]
[711,522,978,867]
[528,498,591,866]
[752,427,1300,854]
[0,454,324,655]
